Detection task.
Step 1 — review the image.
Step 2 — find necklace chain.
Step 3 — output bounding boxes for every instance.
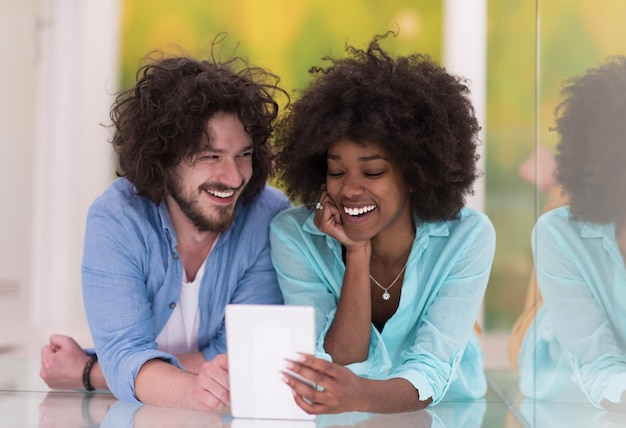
[370,261,408,301]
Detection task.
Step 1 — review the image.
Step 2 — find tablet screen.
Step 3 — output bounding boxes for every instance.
[225,304,316,421]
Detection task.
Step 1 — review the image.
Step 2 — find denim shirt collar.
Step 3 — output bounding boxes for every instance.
[158,200,178,252]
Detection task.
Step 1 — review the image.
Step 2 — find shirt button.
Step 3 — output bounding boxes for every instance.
[169,302,176,309]
[172,252,179,260]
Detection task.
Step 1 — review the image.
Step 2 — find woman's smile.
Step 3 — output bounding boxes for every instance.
[343,204,377,217]
[326,138,412,241]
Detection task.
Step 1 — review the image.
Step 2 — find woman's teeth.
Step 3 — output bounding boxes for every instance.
[344,205,376,216]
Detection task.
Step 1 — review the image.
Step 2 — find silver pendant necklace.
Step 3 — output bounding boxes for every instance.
[370,261,408,301]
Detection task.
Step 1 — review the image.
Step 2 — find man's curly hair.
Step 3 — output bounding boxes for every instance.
[273,33,480,222]
[111,37,285,204]
[554,55,626,224]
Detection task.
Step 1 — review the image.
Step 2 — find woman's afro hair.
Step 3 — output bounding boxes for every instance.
[274,32,481,222]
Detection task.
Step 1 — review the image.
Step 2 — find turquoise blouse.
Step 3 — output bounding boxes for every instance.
[269,206,495,404]
[519,206,626,407]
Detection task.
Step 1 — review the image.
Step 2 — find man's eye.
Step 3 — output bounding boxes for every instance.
[239,151,253,158]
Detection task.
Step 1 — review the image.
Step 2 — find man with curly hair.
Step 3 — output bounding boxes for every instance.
[517,56,626,409]
[39,41,291,410]
[270,33,495,413]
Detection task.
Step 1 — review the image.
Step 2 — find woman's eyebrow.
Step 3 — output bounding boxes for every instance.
[358,154,387,162]
[327,153,388,162]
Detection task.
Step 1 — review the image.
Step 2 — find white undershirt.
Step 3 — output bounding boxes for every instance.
[156,238,218,355]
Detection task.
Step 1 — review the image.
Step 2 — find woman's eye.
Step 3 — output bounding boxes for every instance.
[365,171,384,178]
[327,171,344,177]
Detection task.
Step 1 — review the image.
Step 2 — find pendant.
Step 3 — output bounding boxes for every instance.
[382,291,391,301]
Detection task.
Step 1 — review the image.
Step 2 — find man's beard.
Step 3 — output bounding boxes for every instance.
[167,176,241,233]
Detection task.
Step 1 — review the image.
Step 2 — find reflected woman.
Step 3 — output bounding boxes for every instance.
[269,33,495,414]
[518,56,626,409]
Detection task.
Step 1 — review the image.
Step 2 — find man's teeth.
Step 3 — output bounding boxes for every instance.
[344,205,376,216]
[207,189,235,198]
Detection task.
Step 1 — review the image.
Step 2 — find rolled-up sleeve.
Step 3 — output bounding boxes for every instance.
[82,203,182,403]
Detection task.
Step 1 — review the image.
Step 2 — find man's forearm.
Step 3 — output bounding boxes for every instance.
[134,359,198,409]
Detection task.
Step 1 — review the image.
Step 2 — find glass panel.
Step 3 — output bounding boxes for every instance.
[514,1,626,425]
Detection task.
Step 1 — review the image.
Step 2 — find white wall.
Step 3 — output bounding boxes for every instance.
[0,0,40,343]
[0,0,121,348]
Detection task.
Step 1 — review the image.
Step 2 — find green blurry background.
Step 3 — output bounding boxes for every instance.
[119,0,626,331]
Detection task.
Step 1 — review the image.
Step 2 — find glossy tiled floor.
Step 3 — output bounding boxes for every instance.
[1,352,624,427]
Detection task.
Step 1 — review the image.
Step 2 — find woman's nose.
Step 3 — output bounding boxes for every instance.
[340,175,363,198]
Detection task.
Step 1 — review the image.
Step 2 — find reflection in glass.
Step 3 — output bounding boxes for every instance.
[39,392,117,428]
[44,393,485,428]
[517,56,626,409]
[316,398,484,428]
[519,398,626,427]
[99,399,230,428]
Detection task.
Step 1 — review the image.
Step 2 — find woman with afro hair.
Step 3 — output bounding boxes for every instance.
[269,33,496,414]
[517,56,626,410]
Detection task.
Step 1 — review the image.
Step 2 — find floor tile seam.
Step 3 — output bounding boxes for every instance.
[485,372,532,428]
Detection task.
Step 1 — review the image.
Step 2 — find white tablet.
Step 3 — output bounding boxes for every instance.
[225,304,317,421]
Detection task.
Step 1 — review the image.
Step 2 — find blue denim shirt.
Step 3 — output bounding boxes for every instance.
[82,178,291,402]
[270,206,495,404]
